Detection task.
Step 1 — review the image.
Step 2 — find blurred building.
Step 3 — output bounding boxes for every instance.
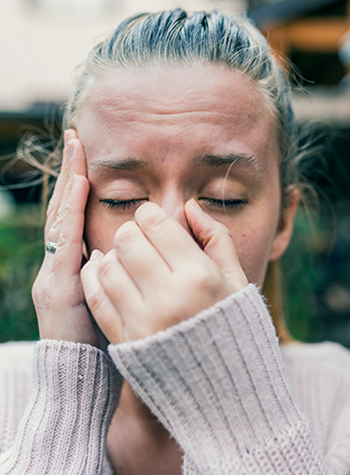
[0,0,246,110]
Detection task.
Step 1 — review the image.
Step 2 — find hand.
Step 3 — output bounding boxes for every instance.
[81,200,248,344]
[32,130,99,346]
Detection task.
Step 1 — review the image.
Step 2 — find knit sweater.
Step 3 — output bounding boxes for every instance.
[0,285,350,474]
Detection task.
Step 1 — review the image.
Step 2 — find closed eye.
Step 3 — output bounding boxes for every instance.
[99,198,148,210]
[200,198,248,210]
[99,197,248,211]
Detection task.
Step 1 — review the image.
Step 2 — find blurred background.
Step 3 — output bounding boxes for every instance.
[1,0,350,345]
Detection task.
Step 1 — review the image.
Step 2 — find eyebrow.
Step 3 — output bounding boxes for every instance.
[88,153,260,173]
[194,153,260,172]
[89,158,148,172]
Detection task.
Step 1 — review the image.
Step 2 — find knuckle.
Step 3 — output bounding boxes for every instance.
[31,278,41,304]
[57,231,69,248]
[97,252,114,279]
[44,225,53,241]
[47,213,64,237]
[216,221,231,236]
[32,274,56,309]
[31,266,50,302]
[209,223,232,244]
[57,229,81,250]
[64,202,76,217]
[193,266,220,296]
[56,206,65,220]
[46,199,56,218]
[86,288,103,314]
[194,266,211,285]
[203,225,233,252]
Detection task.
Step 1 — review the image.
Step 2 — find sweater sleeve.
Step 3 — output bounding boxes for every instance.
[0,339,122,475]
[108,284,329,475]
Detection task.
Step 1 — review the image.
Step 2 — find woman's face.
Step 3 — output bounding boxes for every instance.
[78,65,297,286]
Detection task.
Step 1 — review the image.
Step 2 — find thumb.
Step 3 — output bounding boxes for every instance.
[185,199,248,289]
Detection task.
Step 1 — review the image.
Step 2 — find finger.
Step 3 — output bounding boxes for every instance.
[45,129,77,234]
[81,250,125,344]
[52,174,90,275]
[134,202,205,271]
[64,129,77,147]
[46,174,73,244]
[97,249,143,317]
[70,137,89,261]
[113,220,172,292]
[46,138,85,243]
[185,199,248,288]
[67,138,87,177]
[57,139,86,215]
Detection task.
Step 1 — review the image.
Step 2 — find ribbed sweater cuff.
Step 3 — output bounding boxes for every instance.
[109,284,327,473]
[0,340,122,475]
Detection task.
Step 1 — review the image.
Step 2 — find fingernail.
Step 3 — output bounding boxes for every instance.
[67,140,75,160]
[90,249,102,260]
[64,129,76,147]
[189,199,203,211]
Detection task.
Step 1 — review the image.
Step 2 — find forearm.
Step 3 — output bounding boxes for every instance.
[109,285,328,474]
[0,340,122,475]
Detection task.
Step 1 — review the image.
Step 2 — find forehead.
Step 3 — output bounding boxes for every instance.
[76,64,278,169]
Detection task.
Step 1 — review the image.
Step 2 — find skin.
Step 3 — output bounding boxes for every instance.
[79,66,297,311]
[32,65,299,475]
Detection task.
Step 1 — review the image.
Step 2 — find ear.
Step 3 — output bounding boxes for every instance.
[269,186,299,262]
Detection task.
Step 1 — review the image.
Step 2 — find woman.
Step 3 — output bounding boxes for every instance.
[1,9,350,474]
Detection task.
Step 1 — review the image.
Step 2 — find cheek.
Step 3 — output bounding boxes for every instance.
[221,207,280,286]
[84,200,127,254]
[235,227,274,286]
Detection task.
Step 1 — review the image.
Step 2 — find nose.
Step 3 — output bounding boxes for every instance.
[158,193,192,234]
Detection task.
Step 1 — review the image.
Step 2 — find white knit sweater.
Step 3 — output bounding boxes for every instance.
[0,284,350,474]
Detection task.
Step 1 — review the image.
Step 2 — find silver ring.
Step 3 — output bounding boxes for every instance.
[46,241,58,254]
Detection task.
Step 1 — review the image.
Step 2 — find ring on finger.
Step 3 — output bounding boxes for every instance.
[46,241,58,254]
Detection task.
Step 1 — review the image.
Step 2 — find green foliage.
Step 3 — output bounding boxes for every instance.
[281,209,328,342]
[0,205,44,342]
